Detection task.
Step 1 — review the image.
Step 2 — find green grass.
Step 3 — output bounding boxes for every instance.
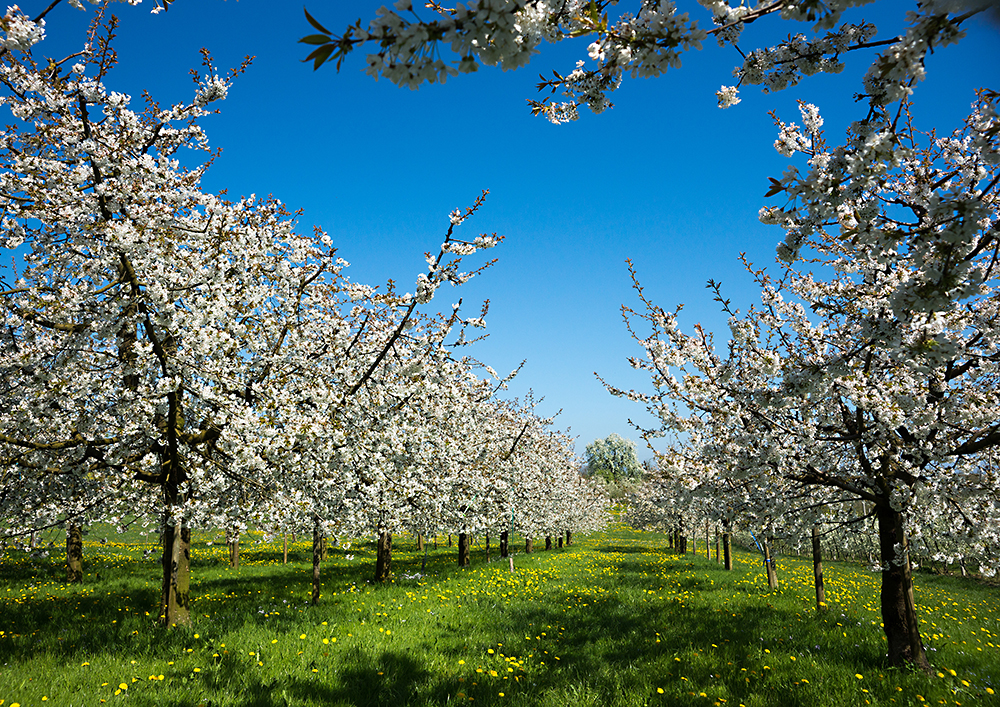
[1,523,998,706]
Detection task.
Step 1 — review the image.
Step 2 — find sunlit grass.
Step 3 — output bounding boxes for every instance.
[1,523,997,706]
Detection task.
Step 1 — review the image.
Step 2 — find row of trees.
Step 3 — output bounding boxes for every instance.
[0,3,608,628]
[299,0,1000,673]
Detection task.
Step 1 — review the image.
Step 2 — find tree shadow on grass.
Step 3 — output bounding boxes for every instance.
[132,649,448,707]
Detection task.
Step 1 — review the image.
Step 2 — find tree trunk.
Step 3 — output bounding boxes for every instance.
[669,530,674,550]
[159,521,191,627]
[374,531,392,582]
[715,527,720,564]
[458,532,470,567]
[558,536,563,549]
[447,534,452,547]
[320,534,328,561]
[812,525,826,612]
[876,502,931,671]
[485,532,491,563]
[283,534,288,565]
[545,535,552,551]
[691,536,696,555]
[311,522,322,605]
[416,533,424,552]
[227,530,240,569]
[764,538,778,589]
[679,535,687,554]
[705,520,710,560]
[525,537,533,554]
[723,532,732,571]
[66,523,83,584]
[65,523,83,580]
[500,531,509,558]
[565,530,572,546]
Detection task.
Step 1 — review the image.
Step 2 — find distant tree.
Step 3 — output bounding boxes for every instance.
[584,434,642,485]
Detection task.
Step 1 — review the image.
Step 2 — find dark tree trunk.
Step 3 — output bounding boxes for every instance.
[565,530,572,546]
[66,523,83,584]
[558,536,563,549]
[764,538,778,589]
[374,531,392,582]
[485,532,491,563]
[458,532,470,567]
[812,525,826,612]
[679,535,687,554]
[416,533,424,552]
[525,537,533,554]
[311,522,323,605]
[669,530,674,549]
[705,520,710,560]
[715,527,720,564]
[500,531,509,558]
[447,534,452,547]
[159,520,191,627]
[283,534,288,565]
[691,536,697,555]
[876,502,931,671]
[723,532,732,571]
[545,536,552,551]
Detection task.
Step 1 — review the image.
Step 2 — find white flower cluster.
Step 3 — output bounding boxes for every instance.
[1,6,45,52]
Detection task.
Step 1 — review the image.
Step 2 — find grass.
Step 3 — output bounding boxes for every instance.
[1,522,998,707]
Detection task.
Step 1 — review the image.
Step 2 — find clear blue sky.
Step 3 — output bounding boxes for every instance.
[8,1,1000,459]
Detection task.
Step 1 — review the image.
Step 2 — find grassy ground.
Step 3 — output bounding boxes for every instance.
[1,522,998,707]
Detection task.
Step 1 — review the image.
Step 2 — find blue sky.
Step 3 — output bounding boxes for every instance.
[8,1,1000,459]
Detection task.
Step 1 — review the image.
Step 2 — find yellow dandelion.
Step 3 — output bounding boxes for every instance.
[657,688,664,694]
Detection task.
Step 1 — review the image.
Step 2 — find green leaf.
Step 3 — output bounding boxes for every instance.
[299,33,332,45]
[306,44,336,70]
[303,7,332,35]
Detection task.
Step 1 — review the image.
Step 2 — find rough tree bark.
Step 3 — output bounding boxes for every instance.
[565,530,572,546]
[458,532,470,567]
[764,538,778,589]
[66,523,83,584]
[374,531,392,582]
[227,530,240,569]
[525,537,533,554]
[311,522,323,605]
[812,524,826,612]
[545,536,552,551]
[159,521,191,627]
[500,531,509,558]
[723,531,732,571]
[877,502,931,671]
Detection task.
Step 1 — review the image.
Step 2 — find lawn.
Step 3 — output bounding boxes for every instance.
[1,522,997,706]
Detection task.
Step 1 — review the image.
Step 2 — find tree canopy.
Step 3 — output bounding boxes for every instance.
[584,433,642,484]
